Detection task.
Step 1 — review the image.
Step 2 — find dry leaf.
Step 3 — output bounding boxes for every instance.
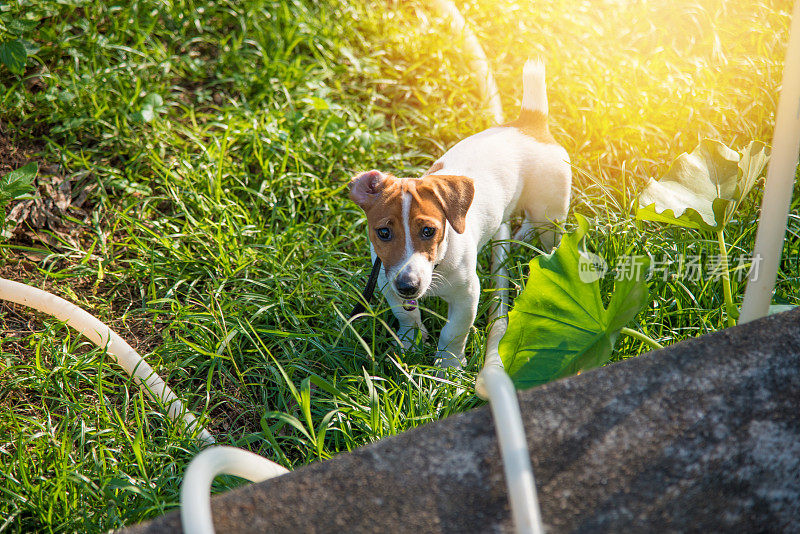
[5,168,96,252]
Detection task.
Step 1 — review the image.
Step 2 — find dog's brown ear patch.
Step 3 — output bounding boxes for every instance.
[349,170,387,210]
[424,161,444,175]
[420,174,474,234]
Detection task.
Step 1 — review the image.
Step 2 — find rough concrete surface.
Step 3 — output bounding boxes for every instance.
[123,307,800,533]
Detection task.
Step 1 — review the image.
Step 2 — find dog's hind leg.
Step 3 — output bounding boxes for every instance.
[513,212,564,252]
[518,162,571,252]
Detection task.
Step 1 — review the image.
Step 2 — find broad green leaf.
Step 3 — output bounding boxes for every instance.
[499,214,650,389]
[636,139,768,231]
[0,39,27,73]
[0,162,37,205]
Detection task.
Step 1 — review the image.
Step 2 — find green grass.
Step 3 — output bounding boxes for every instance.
[0,0,797,531]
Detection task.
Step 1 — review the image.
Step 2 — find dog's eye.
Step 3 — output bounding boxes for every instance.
[376,227,392,241]
[420,226,436,239]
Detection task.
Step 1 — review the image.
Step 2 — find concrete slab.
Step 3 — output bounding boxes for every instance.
[123,307,800,533]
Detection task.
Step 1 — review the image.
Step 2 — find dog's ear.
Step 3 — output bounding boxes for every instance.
[349,170,387,210]
[421,174,474,234]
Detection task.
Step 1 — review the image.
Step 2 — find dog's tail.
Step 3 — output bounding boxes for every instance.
[509,59,553,140]
[520,59,548,116]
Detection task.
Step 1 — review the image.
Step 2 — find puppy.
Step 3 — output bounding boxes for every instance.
[349,60,571,368]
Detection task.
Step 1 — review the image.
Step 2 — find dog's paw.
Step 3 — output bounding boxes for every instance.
[397,325,428,350]
[434,350,465,369]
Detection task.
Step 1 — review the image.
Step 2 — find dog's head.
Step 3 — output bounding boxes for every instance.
[349,170,474,301]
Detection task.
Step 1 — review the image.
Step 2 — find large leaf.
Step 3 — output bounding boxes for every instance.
[500,214,650,389]
[636,139,769,231]
[737,140,770,200]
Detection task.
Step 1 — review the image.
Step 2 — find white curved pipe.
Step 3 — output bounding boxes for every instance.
[0,277,213,444]
[477,224,542,534]
[480,365,542,534]
[180,446,289,534]
[477,223,511,393]
[740,0,800,324]
[430,0,505,125]
[426,3,542,533]
[177,5,539,534]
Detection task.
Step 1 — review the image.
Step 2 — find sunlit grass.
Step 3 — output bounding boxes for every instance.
[0,0,796,531]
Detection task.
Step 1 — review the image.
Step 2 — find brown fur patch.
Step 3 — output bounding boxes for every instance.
[505,109,556,144]
[417,174,473,234]
[358,176,466,272]
[360,176,408,271]
[425,161,444,175]
[407,184,448,263]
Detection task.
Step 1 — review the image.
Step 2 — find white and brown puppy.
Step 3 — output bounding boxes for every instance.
[349,60,571,368]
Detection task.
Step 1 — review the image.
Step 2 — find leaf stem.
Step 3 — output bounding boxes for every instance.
[716,228,737,327]
[620,327,663,350]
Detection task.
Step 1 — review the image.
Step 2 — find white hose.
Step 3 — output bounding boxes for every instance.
[180,446,289,534]
[0,277,213,444]
[476,222,543,534]
[430,0,505,125]
[477,223,511,392]
[426,2,543,533]
[739,0,800,324]
[480,365,542,533]
[478,223,543,534]
[180,4,539,533]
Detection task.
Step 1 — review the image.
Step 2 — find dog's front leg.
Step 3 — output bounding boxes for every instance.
[434,272,480,369]
[378,270,427,349]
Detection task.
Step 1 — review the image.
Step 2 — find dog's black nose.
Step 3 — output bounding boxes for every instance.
[395,273,420,297]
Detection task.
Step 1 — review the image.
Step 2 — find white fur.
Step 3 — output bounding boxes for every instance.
[423,129,571,367]
[521,59,547,114]
[402,192,413,259]
[380,63,572,368]
[383,192,435,302]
